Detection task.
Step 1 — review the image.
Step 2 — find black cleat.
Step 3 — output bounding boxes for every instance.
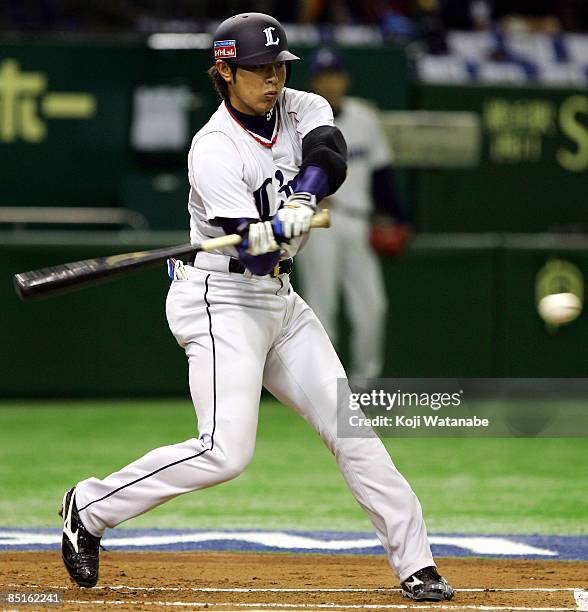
[59,487,101,588]
[401,566,454,601]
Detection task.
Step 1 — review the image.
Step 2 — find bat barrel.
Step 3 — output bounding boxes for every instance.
[14,265,119,301]
[13,244,198,301]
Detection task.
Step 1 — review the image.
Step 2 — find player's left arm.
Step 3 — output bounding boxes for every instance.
[277,90,348,242]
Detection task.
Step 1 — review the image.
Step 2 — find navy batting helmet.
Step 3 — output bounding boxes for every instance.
[213,13,299,66]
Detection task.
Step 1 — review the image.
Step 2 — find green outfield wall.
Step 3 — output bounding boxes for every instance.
[2,38,585,234]
[2,233,188,396]
[2,232,587,396]
[413,85,588,233]
[0,39,408,216]
[500,236,588,376]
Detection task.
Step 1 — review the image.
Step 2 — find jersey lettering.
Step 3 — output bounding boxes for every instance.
[253,170,299,219]
[274,169,297,199]
[253,177,273,220]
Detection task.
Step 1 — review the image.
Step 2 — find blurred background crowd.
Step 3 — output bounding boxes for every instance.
[2,0,588,37]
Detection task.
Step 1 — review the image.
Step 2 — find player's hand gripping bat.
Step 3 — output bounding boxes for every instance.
[13,209,330,301]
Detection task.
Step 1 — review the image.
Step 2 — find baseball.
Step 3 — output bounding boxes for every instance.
[537,292,582,326]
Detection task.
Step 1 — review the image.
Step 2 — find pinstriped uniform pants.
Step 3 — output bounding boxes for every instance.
[74,263,434,582]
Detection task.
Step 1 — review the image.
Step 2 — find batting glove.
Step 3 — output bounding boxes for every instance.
[245,221,280,255]
[277,192,316,239]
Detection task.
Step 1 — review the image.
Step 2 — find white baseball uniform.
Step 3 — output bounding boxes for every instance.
[297,97,391,379]
[73,87,434,581]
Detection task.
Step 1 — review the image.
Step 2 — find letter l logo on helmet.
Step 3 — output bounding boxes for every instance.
[263,27,280,46]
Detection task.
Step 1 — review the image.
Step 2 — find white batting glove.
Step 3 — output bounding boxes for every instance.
[246,221,280,255]
[277,192,316,239]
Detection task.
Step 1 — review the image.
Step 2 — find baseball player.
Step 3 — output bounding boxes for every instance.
[59,13,453,602]
[297,48,412,380]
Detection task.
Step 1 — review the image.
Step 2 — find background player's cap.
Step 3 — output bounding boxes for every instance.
[213,13,300,66]
[308,48,347,75]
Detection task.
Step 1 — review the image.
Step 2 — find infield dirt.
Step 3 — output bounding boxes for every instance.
[1,552,587,611]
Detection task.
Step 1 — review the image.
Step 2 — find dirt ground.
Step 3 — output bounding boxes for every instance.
[1,552,587,611]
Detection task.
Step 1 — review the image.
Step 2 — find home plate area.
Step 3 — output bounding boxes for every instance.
[1,531,587,611]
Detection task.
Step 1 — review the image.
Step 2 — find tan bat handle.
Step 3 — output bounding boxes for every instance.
[200,208,330,252]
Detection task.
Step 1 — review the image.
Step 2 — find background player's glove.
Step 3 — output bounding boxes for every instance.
[369,217,413,258]
[277,192,316,239]
[245,221,280,255]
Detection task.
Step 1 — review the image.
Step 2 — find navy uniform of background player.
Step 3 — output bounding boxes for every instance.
[59,13,453,602]
[298,48,412,380]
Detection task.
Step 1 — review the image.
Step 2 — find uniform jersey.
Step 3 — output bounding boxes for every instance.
[330,97,392,216]
[187,87,333,257]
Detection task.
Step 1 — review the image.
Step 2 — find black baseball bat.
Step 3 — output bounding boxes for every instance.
[13,210,330,301]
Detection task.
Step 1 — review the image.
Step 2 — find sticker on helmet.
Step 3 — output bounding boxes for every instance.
[214,40,237,59]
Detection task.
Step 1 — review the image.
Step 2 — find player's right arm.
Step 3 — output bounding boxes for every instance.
[190,131,281,274]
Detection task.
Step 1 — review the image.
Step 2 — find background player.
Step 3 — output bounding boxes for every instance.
[297,48,412,380]
[59,13,453,602]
